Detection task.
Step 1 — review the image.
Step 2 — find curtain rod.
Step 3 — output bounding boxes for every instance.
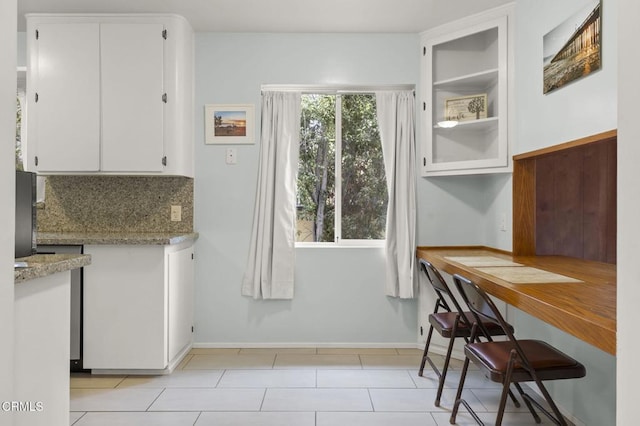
[261,84,415,94]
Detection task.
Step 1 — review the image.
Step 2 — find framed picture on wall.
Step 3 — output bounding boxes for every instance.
[543,0,601,94]
[205,104,255,144]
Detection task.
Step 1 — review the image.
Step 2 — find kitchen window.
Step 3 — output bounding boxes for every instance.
[296,92,387,245]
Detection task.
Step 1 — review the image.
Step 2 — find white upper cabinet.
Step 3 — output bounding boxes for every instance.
[25,14,194,177]
[420,4,514,176]
[100,23,165,172]
[29,23,101,172]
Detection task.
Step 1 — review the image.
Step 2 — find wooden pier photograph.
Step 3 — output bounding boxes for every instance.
[543,0,601,94]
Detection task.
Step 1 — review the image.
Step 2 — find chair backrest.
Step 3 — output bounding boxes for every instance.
[419,259,467,315]
[453,273,519,345]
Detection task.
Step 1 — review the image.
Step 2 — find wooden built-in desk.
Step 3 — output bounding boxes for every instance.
[416,246,616,355]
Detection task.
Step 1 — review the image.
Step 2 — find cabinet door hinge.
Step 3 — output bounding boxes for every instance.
[162,93,168,103]
[35,29,39,40]
[35,92,39,103]
[162,29,167,40]
[34,156,39,166]
[162,156,167,166]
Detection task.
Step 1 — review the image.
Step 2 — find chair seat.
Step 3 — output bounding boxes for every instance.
[429,311,508,338]
[465,339,587,383]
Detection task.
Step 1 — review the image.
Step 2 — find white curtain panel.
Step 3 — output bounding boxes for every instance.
[376,91,417,298]
[242,91,301,299]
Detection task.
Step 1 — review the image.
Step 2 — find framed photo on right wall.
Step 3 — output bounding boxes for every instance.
[543,0,601,94]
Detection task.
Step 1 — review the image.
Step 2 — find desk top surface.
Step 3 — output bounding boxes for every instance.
[416,246,616,355]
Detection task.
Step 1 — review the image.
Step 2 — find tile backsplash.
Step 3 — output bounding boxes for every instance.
[37,176,194,233]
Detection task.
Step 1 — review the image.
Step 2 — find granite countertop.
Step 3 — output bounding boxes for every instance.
[37,232,199,246]
[15,253,92,284]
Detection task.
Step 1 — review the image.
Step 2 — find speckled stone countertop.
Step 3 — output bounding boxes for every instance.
[15,254,92,284]
[37,232,199,246]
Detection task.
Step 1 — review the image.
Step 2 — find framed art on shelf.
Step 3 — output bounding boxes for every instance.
[444,93,487,122]
[205,104,255,144]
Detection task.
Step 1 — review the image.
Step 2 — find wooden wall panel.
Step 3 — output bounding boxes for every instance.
[535,155,556,255]
[554,148,584,259]
[513,130,616,264]
[583,141,609,262]
[606,140,617,263]
[512,159,536,256]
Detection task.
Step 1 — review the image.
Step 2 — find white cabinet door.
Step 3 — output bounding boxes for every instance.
[26,14,194,176]
[167,246,194,363]
[30,23,100,172]
[83,243,194,372]
[101,23,165,172]
[83,245,167,370]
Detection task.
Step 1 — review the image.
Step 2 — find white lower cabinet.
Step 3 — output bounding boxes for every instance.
[83,242,194,372]
[14,272,71,426]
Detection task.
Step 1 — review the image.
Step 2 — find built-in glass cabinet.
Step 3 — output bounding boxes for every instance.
[420,4,514,176]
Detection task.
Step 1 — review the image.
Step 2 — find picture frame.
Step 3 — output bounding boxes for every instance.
[543,0,601,94]
[444,94,488,122]
[205,104,255,144]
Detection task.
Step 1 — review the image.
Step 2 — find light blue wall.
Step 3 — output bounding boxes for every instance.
[193,33,427,346]
[17,32,26,67]
[483,0,617,424]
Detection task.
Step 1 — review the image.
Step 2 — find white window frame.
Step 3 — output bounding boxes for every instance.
[263,84,412,248]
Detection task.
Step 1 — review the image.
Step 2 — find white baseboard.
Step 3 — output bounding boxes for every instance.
[192,342,419,349]
[89,343,192,376]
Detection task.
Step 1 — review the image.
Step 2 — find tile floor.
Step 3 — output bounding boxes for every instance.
[70,348,556,426]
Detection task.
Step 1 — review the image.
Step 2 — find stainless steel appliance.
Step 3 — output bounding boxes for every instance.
[15,170,37,258]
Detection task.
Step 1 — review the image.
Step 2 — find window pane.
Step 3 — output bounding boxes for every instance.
[341,94,387,240]
[297,94,336,242]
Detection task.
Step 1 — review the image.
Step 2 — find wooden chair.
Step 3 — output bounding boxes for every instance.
[451,273,587,426]
[418,259,519,407]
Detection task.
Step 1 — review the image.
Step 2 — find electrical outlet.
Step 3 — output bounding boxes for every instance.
[226,148,237,165]
[500,212,507,232]
[171,205,182,222]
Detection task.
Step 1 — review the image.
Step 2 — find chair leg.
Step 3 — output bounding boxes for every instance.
[418,325,435,377]
[494,352,518,426]
[435,327,457,407]
[450,356,481,425]
[513,383,541,423]
[507,384,522,408]
[531,379,569,426]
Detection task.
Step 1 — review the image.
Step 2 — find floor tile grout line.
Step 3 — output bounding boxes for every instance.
[144,387,167,412]
[70,411,86,425]
[367,388,375,412]
[258,387,268,412]
[215,369,227,388]
[192,411,202,426]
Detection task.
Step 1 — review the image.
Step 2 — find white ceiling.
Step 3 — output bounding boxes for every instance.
[17,0,512,33]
